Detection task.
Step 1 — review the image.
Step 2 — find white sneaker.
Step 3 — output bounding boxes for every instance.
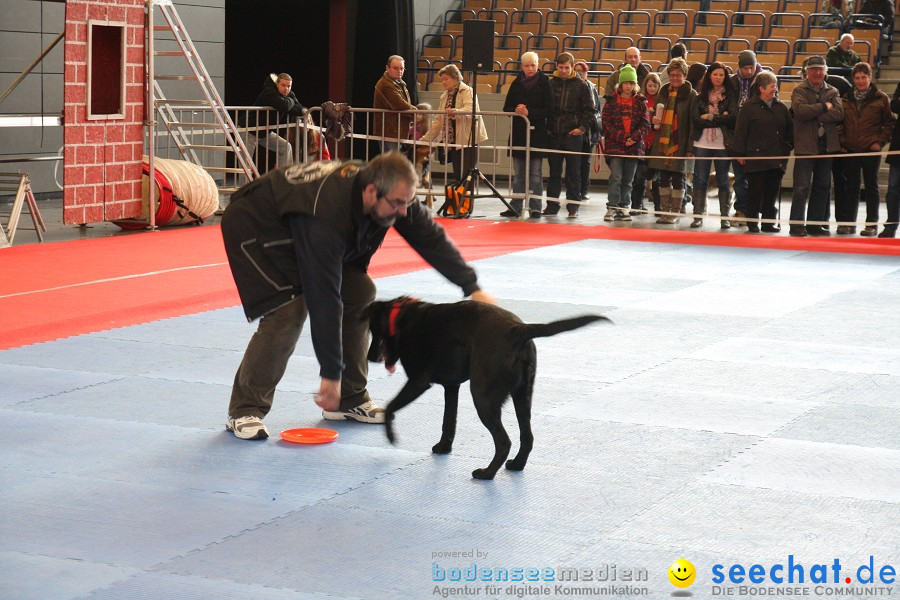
[226,416,269,440]
[604,208,617,221]
[322,400,385,424]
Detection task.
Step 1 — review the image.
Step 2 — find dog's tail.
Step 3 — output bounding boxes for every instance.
[511,315,610,346]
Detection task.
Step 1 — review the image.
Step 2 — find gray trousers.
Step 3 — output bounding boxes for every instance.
[228,266,376,419]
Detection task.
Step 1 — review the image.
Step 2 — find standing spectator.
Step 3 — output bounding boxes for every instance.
[825,34,861,82]
[419,64,488,184]
[575,60,603,203]
[605,47,652,96]
[732,72,794,233]
[244,73,306,168]
[373,55,417,153]
[837,62,895,236]
[689,62,738,229]
[543,52,596,218]
[648,58,697,224]
[730,50,764,227]
[501,51,554,219]
[799,57,852,233]
[789,55,844,237]
[632,73,662,215]
[601,65,651,221]
[880,82,900,237]
[682,62,708,212]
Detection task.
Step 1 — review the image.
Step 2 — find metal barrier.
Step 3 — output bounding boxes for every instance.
[306,106,531,208]
[151,105,533,209]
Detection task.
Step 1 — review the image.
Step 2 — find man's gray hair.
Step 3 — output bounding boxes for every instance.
[521,51,539,65]
[359,152,418,198]
[387,55,405,66]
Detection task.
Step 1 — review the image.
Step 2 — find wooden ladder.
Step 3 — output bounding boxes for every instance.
[0,172,46,245]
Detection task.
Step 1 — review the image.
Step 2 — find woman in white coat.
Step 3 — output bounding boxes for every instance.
[421,64,489,182]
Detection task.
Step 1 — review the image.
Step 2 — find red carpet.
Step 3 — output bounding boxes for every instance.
[1,220,898,350]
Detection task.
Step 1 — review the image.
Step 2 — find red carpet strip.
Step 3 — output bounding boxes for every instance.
[1,220,897,350]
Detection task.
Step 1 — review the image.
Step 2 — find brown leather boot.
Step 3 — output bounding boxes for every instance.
[656,191,673,224]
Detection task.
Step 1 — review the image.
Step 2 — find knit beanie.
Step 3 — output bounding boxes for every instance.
[619,64,638,84]
[738,50,757,68]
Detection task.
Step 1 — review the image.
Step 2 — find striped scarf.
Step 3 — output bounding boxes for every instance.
[445,87,459,144]
[657,88,680,157]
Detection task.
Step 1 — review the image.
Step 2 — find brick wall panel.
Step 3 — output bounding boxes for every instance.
[63,0,149,224]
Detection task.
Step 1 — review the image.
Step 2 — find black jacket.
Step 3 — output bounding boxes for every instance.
[886,82,900,166]
[221,161,479,379]
[503,71,554,157]
[548,74,596,137]
[690,85,739,150]
[241,74,306,130]
[732,96,794,173]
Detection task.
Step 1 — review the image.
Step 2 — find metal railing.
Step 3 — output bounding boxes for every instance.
[149,105,534,207]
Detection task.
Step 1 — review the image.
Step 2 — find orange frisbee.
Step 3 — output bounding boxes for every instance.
[280,428,339,444]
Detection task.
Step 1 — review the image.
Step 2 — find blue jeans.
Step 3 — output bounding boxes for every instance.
[607,156,639,209]
[511,154,544,213]
[693,147,731,197]
[791,156,833,226]
[546,133,584,211]
[884,163,900,232]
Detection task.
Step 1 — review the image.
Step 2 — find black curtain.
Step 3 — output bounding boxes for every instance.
[351,0,417,108]
[224,0,330,107]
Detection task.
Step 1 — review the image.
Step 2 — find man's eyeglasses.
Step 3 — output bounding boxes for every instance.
[379,195,415,211]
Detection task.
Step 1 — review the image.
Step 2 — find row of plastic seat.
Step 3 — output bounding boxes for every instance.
[436,8,878,45]
[461,0,826,14]
[422,30,874,72]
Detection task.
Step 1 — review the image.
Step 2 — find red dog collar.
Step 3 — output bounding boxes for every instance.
[387,297,418,337]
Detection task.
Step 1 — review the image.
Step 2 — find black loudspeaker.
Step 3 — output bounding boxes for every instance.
[462,20,495,72]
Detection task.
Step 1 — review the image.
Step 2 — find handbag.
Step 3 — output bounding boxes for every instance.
[439,181,473,218]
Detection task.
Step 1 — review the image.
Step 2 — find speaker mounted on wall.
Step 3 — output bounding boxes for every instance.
[462,20,495,72]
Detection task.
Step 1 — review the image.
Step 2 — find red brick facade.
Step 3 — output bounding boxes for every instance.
[63,1,144,225]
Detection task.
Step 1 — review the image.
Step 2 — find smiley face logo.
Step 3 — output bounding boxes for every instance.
[668,558,696,588]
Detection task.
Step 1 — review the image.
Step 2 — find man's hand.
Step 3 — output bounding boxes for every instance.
[569,128,584,136]
[470,290,496,305]
[825,101,834,111]
[314,378,341,411]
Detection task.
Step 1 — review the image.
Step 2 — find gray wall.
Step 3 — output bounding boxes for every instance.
[414,0,457,51]
[0,0,225,196]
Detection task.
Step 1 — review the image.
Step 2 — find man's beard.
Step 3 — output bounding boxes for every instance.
[371,213,397,228]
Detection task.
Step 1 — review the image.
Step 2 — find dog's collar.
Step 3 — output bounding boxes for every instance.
[388,297,418,337]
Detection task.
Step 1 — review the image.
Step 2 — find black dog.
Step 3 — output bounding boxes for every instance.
[367,297,609,480]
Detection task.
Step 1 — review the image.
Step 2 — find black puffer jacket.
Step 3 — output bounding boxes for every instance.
[221,161,479,379]
[503,71,554,157]
[241,74,306,131]
[732,96,794,173]
[547,74,595,137]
